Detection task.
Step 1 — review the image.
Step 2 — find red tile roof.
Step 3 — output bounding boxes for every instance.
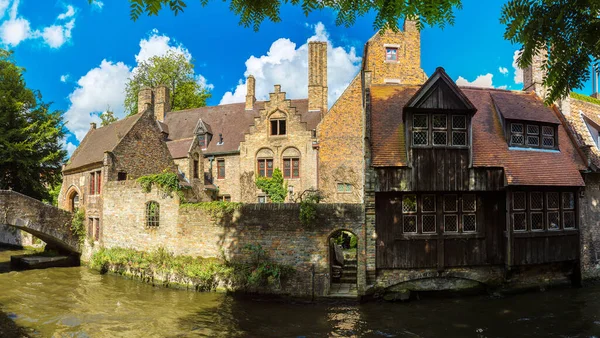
[166,138,193,159]
[563,97,600,169]
[490,91,561,124]
[370,84,585,186]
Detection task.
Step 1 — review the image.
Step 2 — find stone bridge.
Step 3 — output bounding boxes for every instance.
[0,190,80,254]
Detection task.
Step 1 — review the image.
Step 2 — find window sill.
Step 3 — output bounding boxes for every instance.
[508,146,560,153]
[395,233,483,240]
[269,135,287,139]
[384,60,400,64]
[507,230,578,238]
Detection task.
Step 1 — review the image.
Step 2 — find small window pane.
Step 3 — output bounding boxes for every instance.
[513,212,527,231]
[433,115,447,129]
[511,134,524,145]
[526,135,540,146]
[531,212,544,231]
[386,48,397,61]
[270,120,278,135]
[433,131,447,145]
[548,211,560,230]
[444,195,458,212]
[462,194,476,212]
[562,192,575,210]
[413,131,428,146]
[403,215,417,233]
[542,136,555,148]
[547,192,560,209]
[511,123,524,134]
[463,214,476,232]
[530,192,543,210]
[402,194,417,213]
[422,215,436,233]
[513,192,526,210]
[279,120,287,135]
[146,202,160,227]
[444,215,458,232]
[452,115,466,130]
[422,195,436,212]
[563,211,576,229]
[413,115,428,129]
[452,131,467,146]
[542,126,554,136]
[527,125,539,135]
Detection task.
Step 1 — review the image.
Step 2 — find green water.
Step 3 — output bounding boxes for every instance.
[1,247,600,337]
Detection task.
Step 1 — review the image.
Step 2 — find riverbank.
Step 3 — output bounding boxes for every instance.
[89,246,294,294]
[0,310,30,337]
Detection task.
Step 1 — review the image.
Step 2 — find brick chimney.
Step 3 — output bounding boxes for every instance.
[154,85,171,122]
[308,41,328,113]
[90,122,96,130]
[523,48,548,100]
[245,75,256,110]
[137,87,153,114]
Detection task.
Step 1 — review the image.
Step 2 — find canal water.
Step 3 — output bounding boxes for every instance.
[1,248,600,338]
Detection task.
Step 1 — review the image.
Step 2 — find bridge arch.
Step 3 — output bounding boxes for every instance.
[0,190,80,254]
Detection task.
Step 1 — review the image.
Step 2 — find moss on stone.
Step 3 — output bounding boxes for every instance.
[570,92,600,106]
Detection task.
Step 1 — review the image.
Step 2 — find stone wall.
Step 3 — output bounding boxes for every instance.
[205,154,242,201]
[0,225,39,247]
[99,180,365,296]
[580,173,600,279]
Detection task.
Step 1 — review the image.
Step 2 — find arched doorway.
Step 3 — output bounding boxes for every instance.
[65,187,80,212]
[328,229,358,296]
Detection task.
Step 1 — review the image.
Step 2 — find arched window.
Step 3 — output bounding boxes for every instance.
[146,201,160,227]
[282,147,300,179]
[66,187,80,212]
[256,148,274,177]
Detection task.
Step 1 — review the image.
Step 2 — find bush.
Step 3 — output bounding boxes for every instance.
[70,208,86,244]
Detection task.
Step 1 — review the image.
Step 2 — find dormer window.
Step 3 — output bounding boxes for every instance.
[270,119,286,136]
[386,47,398,61]
[509,122,557,149]
[198,134,206,148]
[412,113,468,147]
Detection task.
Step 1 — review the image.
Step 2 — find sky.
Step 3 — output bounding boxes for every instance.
[1,0,594,157]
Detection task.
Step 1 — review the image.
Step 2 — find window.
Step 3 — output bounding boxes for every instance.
[337,183,353,193]
[71,193,79,211]
[146,201,160,227]
[283,158,300,178]
[270,119,286,136]
[89,171,102,195]
[258,195,267,203]
[198,134,207,148]
[412,114,468,147]
[193,160,199,179]
[94,218,100,241]
[217,159,225,179]
[510,122,557,149]
[510,191,576,232]
[257,158,273,177]
[221,195,231,202]
[386,47,398,61]
[117,172,127,181]
[398,193,477,235]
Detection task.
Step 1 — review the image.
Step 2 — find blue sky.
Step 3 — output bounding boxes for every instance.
[1,0,593,155]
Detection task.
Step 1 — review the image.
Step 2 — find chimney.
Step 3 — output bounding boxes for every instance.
[592,65,600,99]
[90,122,96,130]
[523,48,548,100]
[308,41,328,113]
[154,85,171,122]
[138,87,154,115]
[403,17,421,69]
[246,75,256,110]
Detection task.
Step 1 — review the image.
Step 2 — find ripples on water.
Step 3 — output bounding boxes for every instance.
[1,248,600,337]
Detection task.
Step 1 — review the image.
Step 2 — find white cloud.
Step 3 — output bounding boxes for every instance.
[456,73,494,88]
[57,5,75,20]
[91,1,103,11]
[64,30,211,142]
[219,22,361,107]
[0,1,76,48]
[60,74,69,82]
[512,50,523,84]
[499,67,508,75]
[196,74,214,91]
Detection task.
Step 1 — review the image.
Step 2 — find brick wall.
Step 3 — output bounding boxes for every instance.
[204,154,242,200]
[99,180,365,296]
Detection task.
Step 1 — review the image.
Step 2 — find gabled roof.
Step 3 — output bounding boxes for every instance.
[64,114,142,172]
[491,91,561,124]
[562,97,600,169]
[404,67,476,114]
[370,84,585,186]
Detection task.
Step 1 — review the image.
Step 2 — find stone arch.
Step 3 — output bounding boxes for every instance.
[64,185,82,212]
[327,229,358,295]
[281,146,301,158]
[256,147,274,159]
[268,109,288,119]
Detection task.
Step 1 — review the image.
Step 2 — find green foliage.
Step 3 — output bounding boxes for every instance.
[137,170,186,198]
[349,233,357,249]
[109,0,461,32]
[571,92,600,106]
[124,50,211,116]
[70,208,87,244]
[44,181,61,207]
[255,168,287,203]
[298,190,323,226]
[501,0,600,104]
[99,108,118,126]
[180,201,242,220]
[0,49,66,201]
[90,246,293,291]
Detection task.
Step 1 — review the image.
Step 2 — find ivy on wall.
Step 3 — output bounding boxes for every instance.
[137,170,187,199]
[255,168,287,203]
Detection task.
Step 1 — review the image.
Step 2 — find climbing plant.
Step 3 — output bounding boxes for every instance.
[255,168,287,203]
[137,170,186,198]
[180,201,243,220]
[297,189,325,226]
[70,208,86,244]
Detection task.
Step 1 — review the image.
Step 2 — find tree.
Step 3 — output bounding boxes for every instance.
[124,51,211,116]
[102,0,461,31]
[0,50,66,201]
[501,1,600,104]
[100,106,118,126]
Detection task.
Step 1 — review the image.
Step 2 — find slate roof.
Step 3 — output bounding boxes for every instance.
[166,138,194,159]
[370,84,586,186]
[164,99,321,158]
[64,114,142,172]
[562,97,600,169]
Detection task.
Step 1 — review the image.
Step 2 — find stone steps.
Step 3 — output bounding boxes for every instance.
[328,282,358,299]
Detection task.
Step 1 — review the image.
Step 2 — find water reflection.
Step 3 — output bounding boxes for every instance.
[1,247,600,337]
